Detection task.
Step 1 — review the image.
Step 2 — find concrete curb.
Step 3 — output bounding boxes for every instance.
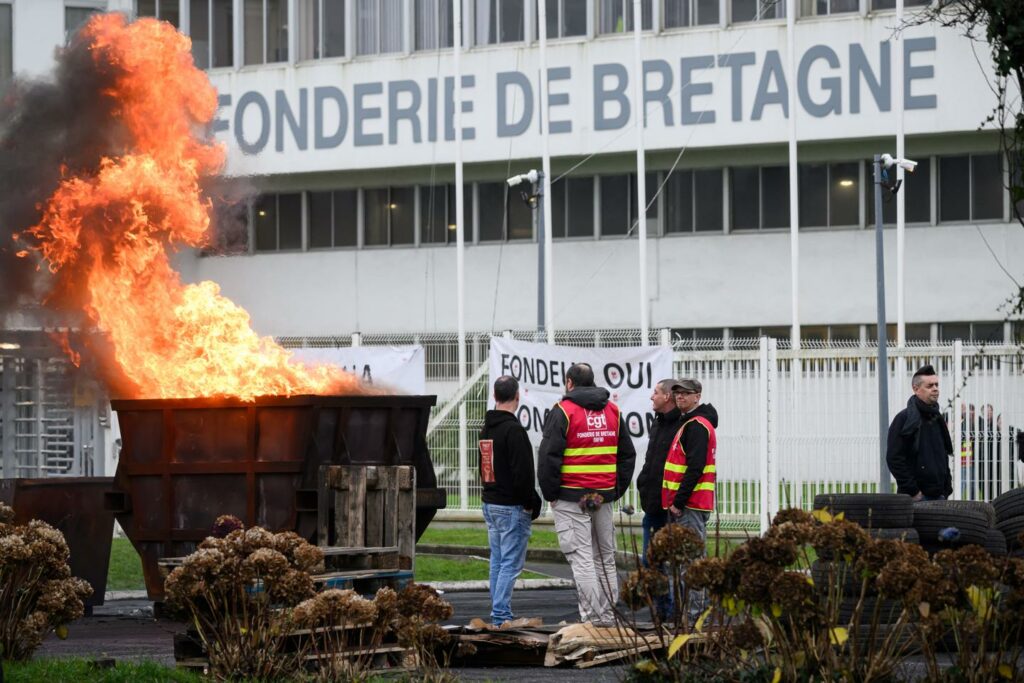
[419,544,640,568]
[424,578,573,592]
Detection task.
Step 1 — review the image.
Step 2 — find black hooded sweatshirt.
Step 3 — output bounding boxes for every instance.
[537,386,637,504]
[636,406,683,514]
[670,403,719,511]
[886,396,953,498]
[479,409,542,514]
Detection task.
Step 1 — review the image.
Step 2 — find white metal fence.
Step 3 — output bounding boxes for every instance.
[281,332,1024,532]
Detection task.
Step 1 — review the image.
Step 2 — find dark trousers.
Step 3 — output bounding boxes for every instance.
[641,509,672,619]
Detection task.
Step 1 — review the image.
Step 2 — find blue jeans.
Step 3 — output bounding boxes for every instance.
[641,510,668,568]
[642,510,673,620]
[482,503,532,625]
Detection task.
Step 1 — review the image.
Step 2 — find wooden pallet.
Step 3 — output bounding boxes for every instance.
[174,620,418,674]
[317,465,416,573]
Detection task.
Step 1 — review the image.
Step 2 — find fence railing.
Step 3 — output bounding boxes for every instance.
[288,331,1024,532]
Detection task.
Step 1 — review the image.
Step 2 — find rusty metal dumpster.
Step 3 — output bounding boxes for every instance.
[0,476,116,608]
[108,395,445,600]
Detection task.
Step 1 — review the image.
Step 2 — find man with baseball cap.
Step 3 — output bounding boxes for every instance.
[662,378,718,621]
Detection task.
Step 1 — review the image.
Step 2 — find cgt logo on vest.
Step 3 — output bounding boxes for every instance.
[585,411,609,431]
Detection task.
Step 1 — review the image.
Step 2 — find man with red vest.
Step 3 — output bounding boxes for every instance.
[662,378,718,621]
[538,363,636,625]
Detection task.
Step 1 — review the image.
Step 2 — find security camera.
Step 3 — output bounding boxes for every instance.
[881,154,918,173]
[507,169,539,187]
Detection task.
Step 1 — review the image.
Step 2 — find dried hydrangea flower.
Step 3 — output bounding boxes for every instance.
[210,515,244,539]
[685,557,728,595]
[772,508,815,527]
[648,523,706,566]
[621,568,670,610]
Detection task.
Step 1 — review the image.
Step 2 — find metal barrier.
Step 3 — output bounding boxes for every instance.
[283,332,1024,534]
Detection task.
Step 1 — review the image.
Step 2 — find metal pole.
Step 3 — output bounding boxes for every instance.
[453,0,469,511]
[874,155,892,493]
[786,0,800,349]
[1,358,14,478]
[538,0,554,343]
[632,0,649,347]
[536,175,546,334]
[895,0,906,348]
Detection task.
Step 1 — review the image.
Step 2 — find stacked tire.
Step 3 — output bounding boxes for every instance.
[810,494,917,629]
[993,488,1024,557]
[911,500,997,556]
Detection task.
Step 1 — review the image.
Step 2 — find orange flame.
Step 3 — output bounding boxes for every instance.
[22,15,358,400]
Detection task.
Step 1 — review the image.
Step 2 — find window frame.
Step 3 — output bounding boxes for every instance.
[65,3,105,42]
[0,2,12,89]
[297,0,349,61]
[355,0,406,56]
[472,0,528,47]
[252,192,304,253]
[414,0,454,51]
[534,0,590,40]
[243,0,289,65]
[729,0,785,24]
[134,0,180,25]
[597,0,652,35]
[797,160,862,230]
[188,0,236,69]
[937,152,1007,224]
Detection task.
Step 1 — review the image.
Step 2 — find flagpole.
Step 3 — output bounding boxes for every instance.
[538,0,555,343]
[453,0,468,511]
[632,0,649,346]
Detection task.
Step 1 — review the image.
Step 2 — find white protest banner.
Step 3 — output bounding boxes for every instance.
[290,345,427,394]
[487,337,673,455]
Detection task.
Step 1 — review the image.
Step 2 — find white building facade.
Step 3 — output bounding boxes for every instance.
[2,0,1022,347]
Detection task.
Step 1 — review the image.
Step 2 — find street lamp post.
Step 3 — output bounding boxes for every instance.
[873,153,917,494]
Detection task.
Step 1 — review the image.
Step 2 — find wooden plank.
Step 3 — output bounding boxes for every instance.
[397,467,415,571]
[320,546,399,557]
[346,467,366,548]
[364,467,386,550]
[332,467,350,546]
[317,465,329,547]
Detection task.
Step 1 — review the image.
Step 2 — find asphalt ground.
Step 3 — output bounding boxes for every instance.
[36,585,640,682]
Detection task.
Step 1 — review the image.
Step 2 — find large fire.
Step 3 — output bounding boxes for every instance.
[15,14,359,401]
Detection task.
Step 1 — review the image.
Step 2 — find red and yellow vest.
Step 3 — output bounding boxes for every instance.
[661,416,717,511]
[558,400,620,491]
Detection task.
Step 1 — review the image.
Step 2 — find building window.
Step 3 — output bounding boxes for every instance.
[309,190,358,248]
[474,0,525,45]
[243,0,288,64]
[599,0,652,33]
[867,156,931,226]
[537,0,587,39]
[356,0,404,55]
[551,176,595,239]
[595,173,656,237]
[415,0,454,50]
[136,0,180,26]
[939,321,1004,343]
[800,0,857,15]
[0,4,11,90]
[66,6,102,41]
[731,0,784,22]
[297,0,346,60]
[729,166,788,231]
[254,193,302,252]
[799,162,860,229]
[870,0,930,9]
[420,184,472,244]
[664,0,718,27]
[665,169,723,233]
[364,187,416,246]
[478,181,532,241]
[190,0,235,68]
[939,154,1004,223]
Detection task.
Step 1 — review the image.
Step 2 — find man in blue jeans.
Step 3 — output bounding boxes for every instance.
[479,375,541,626]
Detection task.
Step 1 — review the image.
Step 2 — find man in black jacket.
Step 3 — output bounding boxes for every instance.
[537,363,636,625]
[886,365,953,500]
[479,375,542,626]
[636,378,684,563]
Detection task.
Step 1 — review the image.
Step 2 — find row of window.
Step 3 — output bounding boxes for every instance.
[136,0,933,67]
[675,321,1018,348]
[0,4,10,87]
[241,152,1009,252]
